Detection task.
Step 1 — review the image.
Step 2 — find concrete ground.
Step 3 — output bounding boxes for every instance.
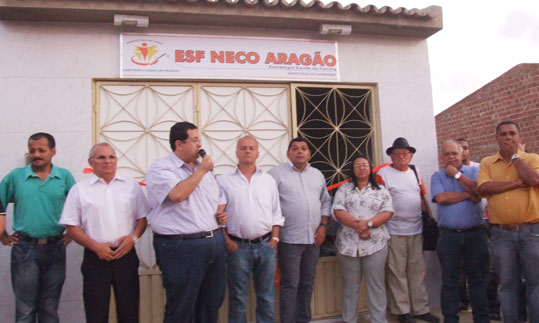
[314,307,481,323]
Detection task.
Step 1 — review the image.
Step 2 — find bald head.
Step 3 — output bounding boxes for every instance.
[236,135,259,166]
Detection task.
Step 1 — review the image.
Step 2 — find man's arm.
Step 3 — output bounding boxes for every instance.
[66,225,115,261]
[434,192,474,205]
[167,156,214,202]
[268,225,280,250]
[478,180,525,196]
[513,157,539,187]
[314,215,330,246]
[445,165,480,198]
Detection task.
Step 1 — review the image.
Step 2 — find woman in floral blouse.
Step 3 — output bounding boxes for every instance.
[333,155,394,323]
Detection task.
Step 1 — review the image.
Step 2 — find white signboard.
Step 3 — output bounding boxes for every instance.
[120,33,339,81]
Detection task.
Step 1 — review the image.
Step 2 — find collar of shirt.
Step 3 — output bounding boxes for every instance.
[24,163,61,180]
[232,165,263,179]
[169,152,200,171]
[353,182,373,193]
[286,160,311,173]
[87,174,127,185]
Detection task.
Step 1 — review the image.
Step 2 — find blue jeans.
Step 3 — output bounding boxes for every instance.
[227,240,276,323]
[437,227,489,323]
[11,239,66,323]
[491,223,539,323]
[153,231,226,323]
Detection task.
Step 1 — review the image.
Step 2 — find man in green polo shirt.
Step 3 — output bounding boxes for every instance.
[0,132,75,323]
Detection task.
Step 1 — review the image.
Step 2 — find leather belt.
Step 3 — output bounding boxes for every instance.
[229,232,271,244]
[441,226,482,233]
[18,233,63,245]
[491,223,533,231]
[154,228,220,240]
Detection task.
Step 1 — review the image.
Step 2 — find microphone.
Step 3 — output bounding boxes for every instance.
[199,148,207,158]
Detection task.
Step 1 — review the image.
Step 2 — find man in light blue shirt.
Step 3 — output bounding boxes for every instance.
[431,140,489,323]
[0,132,75,323]
[146,122,227,323]
[268,137,332,323]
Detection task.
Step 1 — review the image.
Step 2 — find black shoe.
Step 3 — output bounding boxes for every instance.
[414,312,440,323]
[399,313,416,323]
[489,312,502,321]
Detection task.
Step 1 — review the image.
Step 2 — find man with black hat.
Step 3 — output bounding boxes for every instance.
[376,137,439,323]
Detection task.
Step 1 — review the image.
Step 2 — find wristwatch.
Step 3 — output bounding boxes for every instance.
[271,237,280,242]
[454,171,462,180]
[132,234,139,243]
[511,153,519,161]
[367,220,374,228]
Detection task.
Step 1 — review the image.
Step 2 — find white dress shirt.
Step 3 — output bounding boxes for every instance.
[218,167,284,240]
[60,174,149,245]
[145,152,223,235]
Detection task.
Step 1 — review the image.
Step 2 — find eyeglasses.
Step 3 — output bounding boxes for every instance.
[90,155,117,161]
[182,138,201,144]
[353,164,370,168]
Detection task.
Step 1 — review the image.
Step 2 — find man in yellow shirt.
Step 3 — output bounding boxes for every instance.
[477,120,539,323]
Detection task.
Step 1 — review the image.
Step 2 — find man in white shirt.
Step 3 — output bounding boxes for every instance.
[376,137,439,323]
[218,136,284,323]
[268,137,332,323]
[60,142,148,323]
[145,122,227,323]
[457,138,480,168]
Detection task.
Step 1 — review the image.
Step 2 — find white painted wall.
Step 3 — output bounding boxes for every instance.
[0,20,440,321]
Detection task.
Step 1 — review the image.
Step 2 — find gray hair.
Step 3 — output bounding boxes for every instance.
[89,142,115,158]
[441,140,463,154]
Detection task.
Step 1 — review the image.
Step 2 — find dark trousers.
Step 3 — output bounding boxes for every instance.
[153,231,226,323]
[437,227,490,323]
[81,248,140,323]
[278,242,320,323]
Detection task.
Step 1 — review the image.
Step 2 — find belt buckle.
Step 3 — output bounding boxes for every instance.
[205,230,214,238]
[37,238,48,245]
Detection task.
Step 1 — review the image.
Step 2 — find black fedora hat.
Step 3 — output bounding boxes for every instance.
[386,137,416,155]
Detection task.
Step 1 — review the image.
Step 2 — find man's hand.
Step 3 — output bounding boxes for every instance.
[199,156,214,173]
[445,165,459,177]
[226,239,239,253]
[112,235,135,260]
[216,211,227,227]
[268,238,278,251]
[1,232,18,246]
[92,241,115,261]
[314,225,326,246]
[63,233,72,246]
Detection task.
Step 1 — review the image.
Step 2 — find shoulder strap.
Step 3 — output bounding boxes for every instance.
[409,164,420,185]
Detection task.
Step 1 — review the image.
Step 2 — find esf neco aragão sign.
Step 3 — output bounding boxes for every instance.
[120,33,339,81]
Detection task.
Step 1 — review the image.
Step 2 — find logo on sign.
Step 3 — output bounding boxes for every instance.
[131,42,160,66]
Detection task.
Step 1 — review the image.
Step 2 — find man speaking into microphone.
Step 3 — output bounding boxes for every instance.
[146,121,227,323]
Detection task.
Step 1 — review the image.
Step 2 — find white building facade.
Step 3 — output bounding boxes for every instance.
[0,1,442,321]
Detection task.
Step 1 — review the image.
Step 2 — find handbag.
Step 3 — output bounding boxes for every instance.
[410,165,439,251]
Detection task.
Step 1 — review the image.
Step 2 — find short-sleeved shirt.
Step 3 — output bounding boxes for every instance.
[477,151,539,224]
[60,174,149,244]
[332,182,393,257]
[431,165,484,229]
[0,164,75,237]
[268,162,332,244]
[145,152,221,235]
[218,167,284,240]
[376,165,425,235]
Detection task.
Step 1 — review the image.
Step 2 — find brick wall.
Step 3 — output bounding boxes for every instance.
[435,63,539,163]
